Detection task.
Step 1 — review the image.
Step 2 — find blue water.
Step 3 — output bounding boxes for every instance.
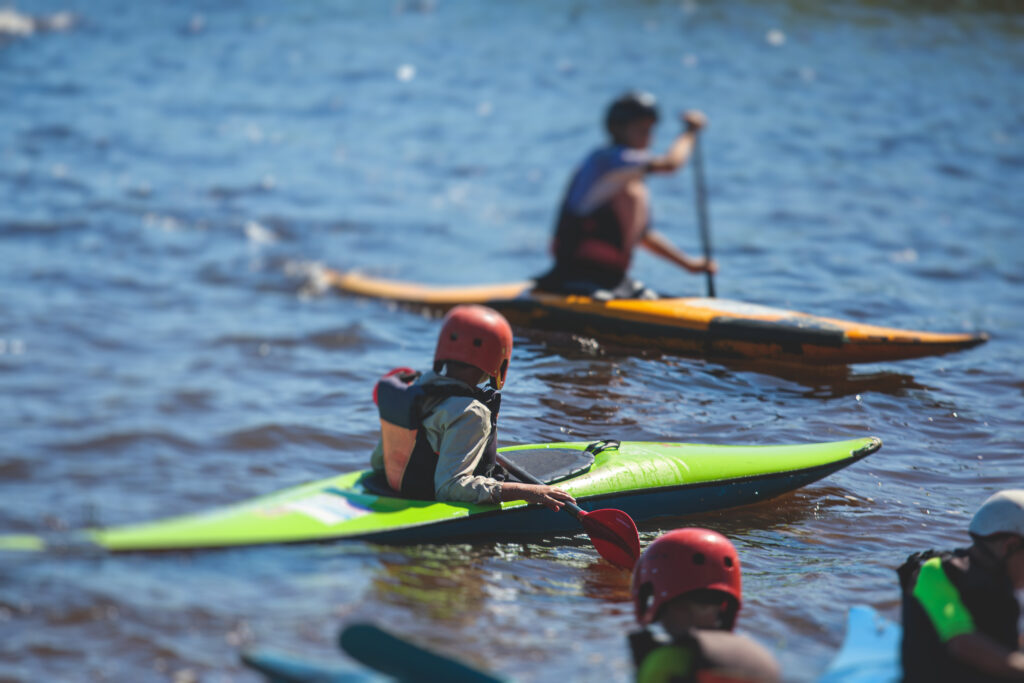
[1,1,1022,681]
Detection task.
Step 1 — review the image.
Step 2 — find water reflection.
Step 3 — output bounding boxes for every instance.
[363,539,633,620]
[520,332,930,401]
[357,489,862,619]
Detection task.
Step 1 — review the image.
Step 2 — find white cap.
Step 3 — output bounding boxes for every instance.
[969,490,1024,538]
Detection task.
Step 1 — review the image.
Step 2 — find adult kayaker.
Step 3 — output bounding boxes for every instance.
[898,489,1024,682]
[628,528,780,682]
[536,91,717,300]
[370,304,575,510]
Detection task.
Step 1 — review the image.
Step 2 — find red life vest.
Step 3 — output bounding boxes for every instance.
[552,200,633,281]
[375,369,503,500]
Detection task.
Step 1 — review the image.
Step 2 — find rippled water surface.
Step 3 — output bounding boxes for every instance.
[1,1,1022,681]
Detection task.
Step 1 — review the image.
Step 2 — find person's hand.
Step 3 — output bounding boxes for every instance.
[525,485,576,511]
[681,110,707,133]
[685,257,718,274]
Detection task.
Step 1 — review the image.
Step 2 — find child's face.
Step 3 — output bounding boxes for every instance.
[621,118,656,149]
[660,594,731,637]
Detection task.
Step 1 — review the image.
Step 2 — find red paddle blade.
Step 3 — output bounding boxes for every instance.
[579,508,641,570]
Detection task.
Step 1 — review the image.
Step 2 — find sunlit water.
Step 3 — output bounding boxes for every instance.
[1,1,1022,681]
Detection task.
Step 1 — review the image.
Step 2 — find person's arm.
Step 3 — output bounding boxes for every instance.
[694,630,781,683]
[431,402,576,510]
[946,633,1024,679]
[912,556,1024,679]
[646,110,706,173]
[497,481,575,511]
[583,110,708,213]
[640,229,717,274]
[431,403,504,504]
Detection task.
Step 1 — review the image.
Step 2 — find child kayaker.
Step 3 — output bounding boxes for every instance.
[370,304,576,510]
[628,528,780,682]
[536,91,717,300]
[898,489,1024,682]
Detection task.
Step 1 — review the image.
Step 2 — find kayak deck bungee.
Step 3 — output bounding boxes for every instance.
[0,437,880,553]
[322,269,987,365]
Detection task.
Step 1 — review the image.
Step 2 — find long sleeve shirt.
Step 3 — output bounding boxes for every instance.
[370,371,503,505]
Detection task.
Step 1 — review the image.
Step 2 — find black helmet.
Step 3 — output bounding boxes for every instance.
[605,91,659,138]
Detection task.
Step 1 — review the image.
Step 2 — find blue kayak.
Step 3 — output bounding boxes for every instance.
[819,605,901,683]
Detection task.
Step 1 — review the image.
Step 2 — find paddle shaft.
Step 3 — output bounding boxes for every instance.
[692,135,716,298]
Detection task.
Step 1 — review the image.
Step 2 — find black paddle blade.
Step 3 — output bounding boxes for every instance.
[579,508,641,570]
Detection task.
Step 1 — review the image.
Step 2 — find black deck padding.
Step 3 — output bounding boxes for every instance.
[501,448,595,484]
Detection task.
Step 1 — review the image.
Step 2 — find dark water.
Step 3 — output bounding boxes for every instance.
[1,1,1022,680]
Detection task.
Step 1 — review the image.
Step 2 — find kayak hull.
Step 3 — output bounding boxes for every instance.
[324,270,986,365]
[0,438,880,553]
[358,447,871,544]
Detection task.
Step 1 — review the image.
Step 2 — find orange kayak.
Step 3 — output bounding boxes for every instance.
[323,269,987,365]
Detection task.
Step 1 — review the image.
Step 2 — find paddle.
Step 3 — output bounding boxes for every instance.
[340,623,508,683]
[495,454,640,570]
[241,648,368,683]
[691,134,716,298]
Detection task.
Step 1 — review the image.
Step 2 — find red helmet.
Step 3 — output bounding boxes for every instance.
[631,528,742,628]
[433,305,513,389]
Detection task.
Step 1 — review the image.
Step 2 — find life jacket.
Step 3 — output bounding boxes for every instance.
[897,548,1020,683]
[375,368,504,500]
[552,198,633,282]
[630,629,703,683]
[628,629,775,683]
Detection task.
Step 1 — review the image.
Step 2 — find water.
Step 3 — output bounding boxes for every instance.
[1,0,1022,680]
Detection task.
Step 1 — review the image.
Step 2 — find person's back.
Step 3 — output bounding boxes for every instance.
[372,367,502,502]
[369,305,576,511]
[898,490,1024,682]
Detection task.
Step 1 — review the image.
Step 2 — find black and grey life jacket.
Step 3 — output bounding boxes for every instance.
[375,368,503,500]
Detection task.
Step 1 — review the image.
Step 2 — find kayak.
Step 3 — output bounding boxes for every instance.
[322,269,987,365]
[819,605,901,682]
[0,437,879,553]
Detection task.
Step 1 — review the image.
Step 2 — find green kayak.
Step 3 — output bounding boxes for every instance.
[0,437,880,553]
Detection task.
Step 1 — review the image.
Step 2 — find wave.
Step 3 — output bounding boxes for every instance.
[219,423,349,452]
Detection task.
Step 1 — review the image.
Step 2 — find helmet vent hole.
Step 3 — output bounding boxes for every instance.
[692,552,706,565]
[472,338,483,347]
[449,333,458,341]
[724,556,734,568]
